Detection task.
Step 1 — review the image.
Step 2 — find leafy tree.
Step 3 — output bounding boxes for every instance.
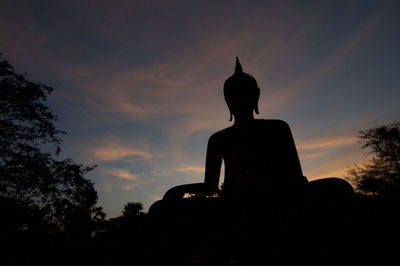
[0,54,104,232]
[347,122,400,195]
[122,202,143,218]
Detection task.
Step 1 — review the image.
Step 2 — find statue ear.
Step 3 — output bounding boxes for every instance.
[254,90,260,115]
[225,96,233,121]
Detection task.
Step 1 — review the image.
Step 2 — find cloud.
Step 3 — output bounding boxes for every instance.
[297,134,359,170]
[176,165,205,174]
[295,131,367,181]
[120,184,137,191]
[304,147,368,181]
[298,151,326,161]
[93,146,152,161]
[297,135,357,152]
[102,168,146,191]
[150,195,162,201]
[105,168,139,181]
[87,133,155,162]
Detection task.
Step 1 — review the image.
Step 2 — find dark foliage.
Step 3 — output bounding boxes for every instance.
[122,201,143,218]
[347,122,400,195]
[0,54,104,232]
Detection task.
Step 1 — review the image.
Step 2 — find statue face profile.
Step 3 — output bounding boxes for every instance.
[223,57,260,121]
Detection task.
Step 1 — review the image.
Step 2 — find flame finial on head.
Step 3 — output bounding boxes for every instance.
[235,56,243,74]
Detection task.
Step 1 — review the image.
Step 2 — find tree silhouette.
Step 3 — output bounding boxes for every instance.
[0,53,104,232]
[347,122,400,195]
[122,202,143,218]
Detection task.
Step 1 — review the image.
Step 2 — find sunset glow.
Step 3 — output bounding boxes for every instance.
[1,0,399,217]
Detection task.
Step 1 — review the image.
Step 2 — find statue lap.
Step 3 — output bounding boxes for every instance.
[149,177,355,217]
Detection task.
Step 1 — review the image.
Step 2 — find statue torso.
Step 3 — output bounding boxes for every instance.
[210,119,304,192]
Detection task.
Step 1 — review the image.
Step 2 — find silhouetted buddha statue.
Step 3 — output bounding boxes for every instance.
[204,58,307,197]
[150,57,354,211]
[148,59,355,264]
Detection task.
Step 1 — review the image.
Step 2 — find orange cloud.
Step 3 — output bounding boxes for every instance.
[304,148,368,181]
[295,130,369,181]
[297,135,357,151]
[87,134,155,163]
[150,195,162,201]
[106,168,139,181]
[93,146,152,161]
[102,168,146,191]
[176,165,205,174]
[298,151,326,161]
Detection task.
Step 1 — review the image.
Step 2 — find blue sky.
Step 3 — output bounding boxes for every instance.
[1,0,399,217]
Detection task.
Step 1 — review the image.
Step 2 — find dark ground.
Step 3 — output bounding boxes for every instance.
[3,195,400,266]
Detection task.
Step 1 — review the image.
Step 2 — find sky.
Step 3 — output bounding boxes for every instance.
[1,0,399,217]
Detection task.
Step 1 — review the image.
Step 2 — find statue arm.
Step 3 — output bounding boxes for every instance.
[162,134,222,200]
[277,120,305,182]
[284,124,303,178]
[204,134,222,193]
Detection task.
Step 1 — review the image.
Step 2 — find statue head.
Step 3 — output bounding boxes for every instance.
[223,57,260,121]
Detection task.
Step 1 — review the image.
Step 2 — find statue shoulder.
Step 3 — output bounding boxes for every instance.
[256,119,291,130]
[208,126,234,145]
